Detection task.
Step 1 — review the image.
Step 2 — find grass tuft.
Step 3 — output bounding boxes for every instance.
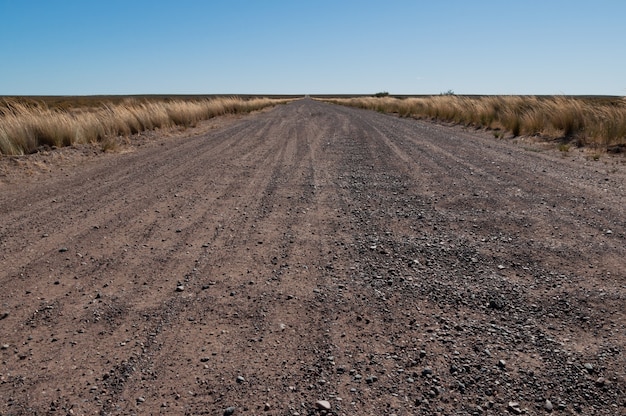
[324,95,626,150]
[0,97,289,155]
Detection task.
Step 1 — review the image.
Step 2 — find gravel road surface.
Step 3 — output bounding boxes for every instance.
[1,99,625,415]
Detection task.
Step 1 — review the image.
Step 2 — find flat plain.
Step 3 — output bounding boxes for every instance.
[1,99,624,415]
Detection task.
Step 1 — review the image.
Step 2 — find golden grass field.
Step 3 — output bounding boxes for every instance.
[0,96,290,155]
[326,95,626,151]
[2,95,625,156]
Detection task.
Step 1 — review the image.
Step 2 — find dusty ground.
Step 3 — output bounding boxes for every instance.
[1,99,625,415]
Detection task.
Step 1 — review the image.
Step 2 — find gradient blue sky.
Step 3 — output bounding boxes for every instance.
[1,0,624,96]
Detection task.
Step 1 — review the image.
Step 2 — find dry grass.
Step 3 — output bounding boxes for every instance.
[0,97,288,155]
[325,95,626,150]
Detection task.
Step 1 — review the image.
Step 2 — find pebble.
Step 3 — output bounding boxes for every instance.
[365,375,378,384]
[315,400,331,411]
[59,247,68,253]
[583,363,594,372]
[507,401,522,414]
[544,399,553,411]
[223,406,236,416]
[498,359,506,369]
[175,285,185,292]
[236,375,245,383]
[422,367,433,376]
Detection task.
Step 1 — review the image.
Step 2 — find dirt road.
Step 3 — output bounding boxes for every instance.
[1,99,625,415]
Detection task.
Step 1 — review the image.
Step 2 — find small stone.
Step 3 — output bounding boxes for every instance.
[236,375,245,383]
[365,375,378,384]
[137,397,145,403]
[59,247,68,253]
[175,285,185,292]
[422,367,433,376]
[488,298,505,310]
[315,400,331,411]
[595,377,606,386]
[0,313,8,320]
[497,359,506,369]
[200,357,210,362]
[223,406,236,416]
[1,344,9,350]
[507,402,522,414]
[544,399,554,411]
[264,403,271,411]
[583,363,594,372]
[456,381,466,393]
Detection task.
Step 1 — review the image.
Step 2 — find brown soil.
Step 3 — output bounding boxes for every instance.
[1,99,625,415]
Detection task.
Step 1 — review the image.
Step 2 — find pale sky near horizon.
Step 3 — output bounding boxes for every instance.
[1,0,624,96]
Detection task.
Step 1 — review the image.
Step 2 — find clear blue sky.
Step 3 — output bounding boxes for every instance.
[1,0,624,96]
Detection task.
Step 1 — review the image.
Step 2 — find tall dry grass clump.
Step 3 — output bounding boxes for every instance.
[0,97,286,155]
[326,95,626,149]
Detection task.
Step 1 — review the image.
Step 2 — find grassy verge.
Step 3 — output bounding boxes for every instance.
[0,96,290,155]
[324,95,626,151]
